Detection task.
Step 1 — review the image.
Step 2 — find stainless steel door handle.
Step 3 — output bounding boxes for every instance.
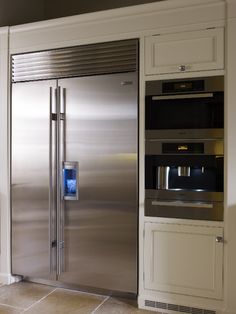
[151,200,213,209]
[59,86,66,273]
[56,86,63,276]
[49,87,57,274]
[49,87,53,274]
[152,93,214,101]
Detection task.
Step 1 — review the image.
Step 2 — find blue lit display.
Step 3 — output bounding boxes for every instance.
[63,168,77,197]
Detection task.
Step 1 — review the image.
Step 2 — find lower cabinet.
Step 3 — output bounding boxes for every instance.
[144,222,223,299]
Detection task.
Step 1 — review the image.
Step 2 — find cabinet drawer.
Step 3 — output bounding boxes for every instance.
[145,28,224,75]
[144,222,223,299]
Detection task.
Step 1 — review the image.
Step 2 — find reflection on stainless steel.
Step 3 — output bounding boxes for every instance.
[152,93,214,100]
[12,69,138,294]
[145,198,223,221]
[151,200,213,209]
[178,166,190,177]
[12,40,138,83]
[145,135,224,221]
[145,76,224,140]
[12,80,57,280]
[157,166,170,190]
[146,139,224,155]
[57,73,137,292]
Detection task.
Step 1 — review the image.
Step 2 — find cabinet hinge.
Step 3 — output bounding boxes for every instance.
[143,272,145,282]
[143,229,145,238]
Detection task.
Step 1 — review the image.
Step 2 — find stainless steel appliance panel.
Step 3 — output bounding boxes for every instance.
[145,76,224,139]
[12,80,57,279]
[146,139,224,156]
[145,198,223,221]
[57,73,138,293]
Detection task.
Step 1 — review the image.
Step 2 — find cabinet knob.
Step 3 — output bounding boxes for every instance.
[178,65,186,72]
[216,236,224,243]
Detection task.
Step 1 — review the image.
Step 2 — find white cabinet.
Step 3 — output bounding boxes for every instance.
[144,222,223,299]
[145,28,224,75]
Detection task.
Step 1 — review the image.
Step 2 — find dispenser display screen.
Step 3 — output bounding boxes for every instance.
[64,169,76,195]
[63,163,78,200]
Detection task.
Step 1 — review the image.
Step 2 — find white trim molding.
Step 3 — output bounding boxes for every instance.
[0,273,21,285]
[0,26,12,286]
[9,0,225,54]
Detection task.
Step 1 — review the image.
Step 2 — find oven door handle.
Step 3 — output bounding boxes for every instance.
[151,200,213,209]
[152,93,214,101]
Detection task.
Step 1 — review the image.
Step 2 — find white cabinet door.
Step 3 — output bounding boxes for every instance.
[145,28,224,75]
[144,223,223,299]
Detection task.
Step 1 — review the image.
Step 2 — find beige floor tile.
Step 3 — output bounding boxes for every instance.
[24,288,105,314]
[95,297,159,314]
[0,304,23,314]
[0,282,55,309]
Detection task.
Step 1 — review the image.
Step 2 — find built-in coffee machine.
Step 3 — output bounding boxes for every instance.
[145,76,224,221]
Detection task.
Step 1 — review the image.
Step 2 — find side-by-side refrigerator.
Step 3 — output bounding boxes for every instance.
[11,39,138,294]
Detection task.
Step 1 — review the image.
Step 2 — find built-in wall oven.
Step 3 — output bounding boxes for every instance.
[145,76,224,221]
[145,76,224,139]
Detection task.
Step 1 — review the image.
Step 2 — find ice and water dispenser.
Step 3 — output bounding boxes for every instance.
[62,162,79,200]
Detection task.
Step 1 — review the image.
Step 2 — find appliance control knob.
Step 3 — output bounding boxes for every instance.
[178,65,186,71]
[216,236,224,243]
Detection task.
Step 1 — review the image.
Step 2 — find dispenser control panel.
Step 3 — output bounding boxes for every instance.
[62,161,79,200]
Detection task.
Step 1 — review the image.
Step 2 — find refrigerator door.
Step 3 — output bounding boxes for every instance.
[58,72,138,293]
[12,80,57,280]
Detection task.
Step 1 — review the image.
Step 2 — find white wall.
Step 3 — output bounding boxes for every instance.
[0,27,12,283]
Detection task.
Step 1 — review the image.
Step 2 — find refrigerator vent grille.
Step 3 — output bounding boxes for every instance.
[12,39,138,82]
[144,299,216,314]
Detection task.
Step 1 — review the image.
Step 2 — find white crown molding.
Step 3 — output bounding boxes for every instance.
[10,0,224,33]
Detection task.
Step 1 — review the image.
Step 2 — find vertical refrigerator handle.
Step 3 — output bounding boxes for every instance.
[59,86,66,273]
[49,87,57,275]
[49,87,53,273]
[57,86,67,275]
[56,86,63,275]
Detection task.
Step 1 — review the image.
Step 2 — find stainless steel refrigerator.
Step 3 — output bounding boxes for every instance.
[11,39,138,294]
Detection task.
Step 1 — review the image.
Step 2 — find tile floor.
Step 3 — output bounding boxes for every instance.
[0,282,157,314]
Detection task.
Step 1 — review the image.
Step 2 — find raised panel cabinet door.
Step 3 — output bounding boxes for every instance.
[145,28,224,75]
[144,222,223,299]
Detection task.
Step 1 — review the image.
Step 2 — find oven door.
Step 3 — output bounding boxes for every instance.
[145,92,224,139]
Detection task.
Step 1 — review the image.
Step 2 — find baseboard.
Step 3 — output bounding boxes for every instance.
[0,273,22,285]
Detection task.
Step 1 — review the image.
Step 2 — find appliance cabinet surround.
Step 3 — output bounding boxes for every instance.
[144,222,223,299]
[145,27,224,75]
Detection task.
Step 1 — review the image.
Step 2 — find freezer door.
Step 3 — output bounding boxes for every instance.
[11,80,57,280]
[58,73,138,293]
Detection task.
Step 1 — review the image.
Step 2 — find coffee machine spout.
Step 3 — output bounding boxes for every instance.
[178,166,191,177]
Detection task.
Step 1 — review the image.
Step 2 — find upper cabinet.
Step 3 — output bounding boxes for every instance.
[145,28,224,75]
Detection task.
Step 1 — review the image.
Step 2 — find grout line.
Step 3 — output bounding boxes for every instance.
[0,302,25,311]
[56,286,107,299]
[92,296,110,313]
[21,288,57,313]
